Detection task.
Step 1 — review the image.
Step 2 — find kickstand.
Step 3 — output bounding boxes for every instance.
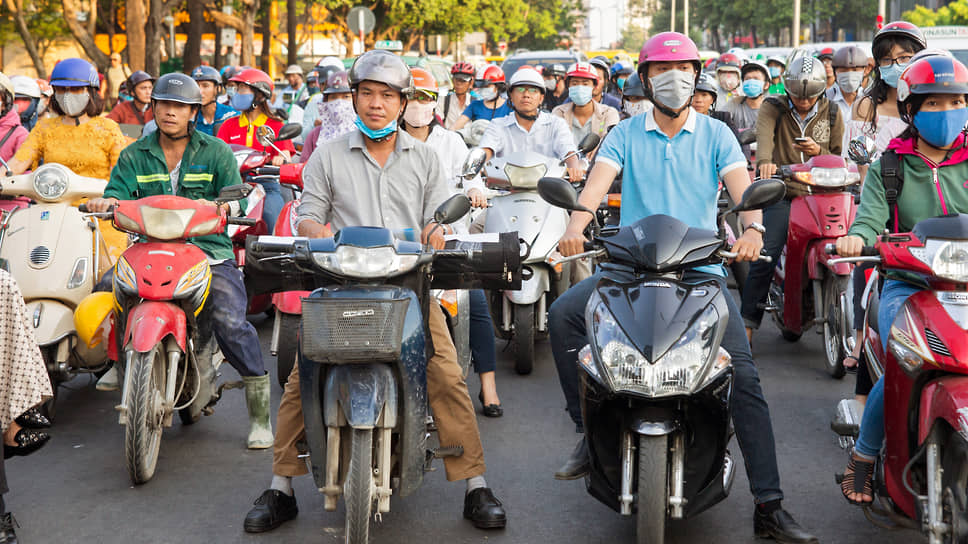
[202,380,244,415]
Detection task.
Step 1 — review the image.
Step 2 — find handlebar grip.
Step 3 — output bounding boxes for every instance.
[583,241,595,251]
[824,243,837,255]
[861,246,878,257]
[78,203,90,213]
[254,166,281,176]
[228,217,258,226]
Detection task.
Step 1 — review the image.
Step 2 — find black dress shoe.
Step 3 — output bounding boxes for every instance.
[463,487,507,529]
[15,407,50,429]
[478,389,503,418]
[0,512,18,544]
[554,437,589,480]
[243,489,298,533]
[753,508,819,544]
[3,428,50,459]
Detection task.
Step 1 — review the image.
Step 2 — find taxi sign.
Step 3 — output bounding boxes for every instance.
[374,40,403,52]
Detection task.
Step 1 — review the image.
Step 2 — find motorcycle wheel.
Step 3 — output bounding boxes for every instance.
[344,428,373,544]
[276,313,300,388]
[636,434,668,544]
[513,303,535,375]
[124,345,166,484]
[822,275,848,379]
[780,329,802,342]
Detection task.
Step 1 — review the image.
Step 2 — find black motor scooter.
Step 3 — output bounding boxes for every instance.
[539,177,785,544]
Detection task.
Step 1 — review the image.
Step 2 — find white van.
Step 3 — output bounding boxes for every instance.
[922,26,968,65]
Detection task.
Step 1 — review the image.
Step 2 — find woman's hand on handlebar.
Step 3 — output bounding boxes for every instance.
[467,188,488,208]
[558,228,588,257]
[84,197,119,213]
[835,235,865,258]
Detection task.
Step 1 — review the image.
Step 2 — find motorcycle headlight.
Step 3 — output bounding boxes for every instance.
[113,256,138,296]
[33,164,69,201]
[588,296,722,398]
[793,167,854,187]
[910,239,968,282]
[312,246,420,279]
[504,163,547,189]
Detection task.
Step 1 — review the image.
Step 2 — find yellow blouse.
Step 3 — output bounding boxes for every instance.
[14,116,126,180]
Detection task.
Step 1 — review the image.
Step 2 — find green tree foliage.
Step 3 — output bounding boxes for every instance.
[903,0,968,26]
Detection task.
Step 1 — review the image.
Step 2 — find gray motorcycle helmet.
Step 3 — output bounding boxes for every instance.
[348,50,414,96]
[784,56,827,99]
[151,73,203,106]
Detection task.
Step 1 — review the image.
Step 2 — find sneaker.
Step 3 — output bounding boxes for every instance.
[96,366,119,392]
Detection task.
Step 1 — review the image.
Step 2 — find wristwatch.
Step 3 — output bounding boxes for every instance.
[744,222,766,235]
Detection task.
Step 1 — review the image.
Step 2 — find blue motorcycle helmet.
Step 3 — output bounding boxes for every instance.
[50,58,100,89]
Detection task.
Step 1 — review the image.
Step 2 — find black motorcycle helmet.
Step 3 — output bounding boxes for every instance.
[621,72,646,98]
[151,73,203,138]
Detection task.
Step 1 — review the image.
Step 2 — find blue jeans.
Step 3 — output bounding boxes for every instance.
[468,289,497,374]
[549,270,784,504]
[855,279,922,458]
[259,181,283,234]
[740,199,791,329]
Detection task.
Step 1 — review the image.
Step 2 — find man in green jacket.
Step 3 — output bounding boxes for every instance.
[86,73,272,450]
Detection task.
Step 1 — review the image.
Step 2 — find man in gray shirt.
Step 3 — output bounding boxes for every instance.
[243,50,508,534]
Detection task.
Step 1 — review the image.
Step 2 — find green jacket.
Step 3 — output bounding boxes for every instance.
[104,130,242,261]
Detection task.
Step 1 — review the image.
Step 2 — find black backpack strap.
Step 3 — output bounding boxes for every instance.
[880,149,904,231]
[0,126,17,149]
[443,94,453,123]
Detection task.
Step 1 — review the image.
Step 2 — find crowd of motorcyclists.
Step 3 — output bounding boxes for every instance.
[0,17,967,543]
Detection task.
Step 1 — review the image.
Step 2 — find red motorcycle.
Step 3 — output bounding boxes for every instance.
[766,154,860,377]
[81,186,255,484]
[830,214,968,543]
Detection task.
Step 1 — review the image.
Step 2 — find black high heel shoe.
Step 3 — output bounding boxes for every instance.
[478,388,503,418]
[15,407,50,429]
[4,428,50,459]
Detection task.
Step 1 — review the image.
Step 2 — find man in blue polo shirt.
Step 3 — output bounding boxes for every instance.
[547,33,818,544]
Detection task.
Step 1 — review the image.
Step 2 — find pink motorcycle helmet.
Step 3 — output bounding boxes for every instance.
[637,32,702,82]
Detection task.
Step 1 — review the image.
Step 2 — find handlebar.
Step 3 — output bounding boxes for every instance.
[78,202,115,217]
[253,166,281,176]
[718,249,772,263]
[824,243,879,257]
[252,236,297,253]
[227,217,258,226]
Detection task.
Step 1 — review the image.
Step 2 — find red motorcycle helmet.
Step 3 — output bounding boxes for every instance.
[897,56,968,123]
[229,68,274,100]
[451,61,476,76]
[716,52,744,72]
[637,32,701,82]
[474,65,505,88]
[567,62,600,84]
[874,21,927,52]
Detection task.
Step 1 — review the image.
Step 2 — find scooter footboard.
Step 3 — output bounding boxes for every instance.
[122,301,187,353]
[918,376,968,445]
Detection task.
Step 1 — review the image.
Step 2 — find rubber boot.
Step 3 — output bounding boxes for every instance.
[243,373,273,449]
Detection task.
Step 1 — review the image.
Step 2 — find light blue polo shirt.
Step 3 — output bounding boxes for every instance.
[597,108,747,276]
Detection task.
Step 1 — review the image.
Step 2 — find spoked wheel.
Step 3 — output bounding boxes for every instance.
[344,428,374,544]
[276,313,300,388]
[124,345,167,484]
[636,434,668,544]
[512,303,535,375]
[822,274,849,379]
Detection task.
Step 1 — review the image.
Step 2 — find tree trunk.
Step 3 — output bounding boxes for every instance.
[108,0,116,53]
[214,22,223,68]
[125,0,146,71]
[207,0,259,67]
[244,4,258,67]
[286,0,296,66]
[5,0,47,78]
[144,0,163,74]
[62,0,111,71]
[183,0,204,73]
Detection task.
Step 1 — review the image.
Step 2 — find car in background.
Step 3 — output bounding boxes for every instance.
[501,50,585,76]
[923,27,968,66]
[744,46,794,62]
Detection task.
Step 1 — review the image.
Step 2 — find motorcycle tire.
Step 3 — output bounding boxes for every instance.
[513,303,535,375]
[124,345,166,485]
[637,434,668,544]
[276,313,300,388]
[344,428,373,544]
[780,329,802,342]
[822,275,848,380]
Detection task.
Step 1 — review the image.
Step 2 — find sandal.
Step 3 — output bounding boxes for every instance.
[843,355,860,374]
[840,454,875,505]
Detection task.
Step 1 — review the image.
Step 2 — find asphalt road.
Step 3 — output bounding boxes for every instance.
[7,303,923,544]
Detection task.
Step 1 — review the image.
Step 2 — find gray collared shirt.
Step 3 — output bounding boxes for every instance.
[297,129,451,232]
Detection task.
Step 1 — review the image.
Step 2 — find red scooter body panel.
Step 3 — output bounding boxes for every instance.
[919,377,968,445]
[122,301,187,352]
[121,242,209,301]
[270,200,309,314]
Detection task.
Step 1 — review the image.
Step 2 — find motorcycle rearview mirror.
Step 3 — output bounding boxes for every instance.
[737,129,756,146]
[576,133,601,155]
[460,148,487,179]
[847,135,876,166]
[256,125,276,147]
[731,178,786,213]
[433,194,472,225]
[538,177,581,210]
[216,183,253,203]
[276,123,302,141]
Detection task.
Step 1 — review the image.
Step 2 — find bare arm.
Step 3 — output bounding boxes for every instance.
[722,166,765,261]
[453,115,472,131]
[296,219,332,238]
[557,161,619,256]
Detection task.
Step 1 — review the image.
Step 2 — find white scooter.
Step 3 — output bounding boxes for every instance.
[461,134,599,374]
[0,162,110,418]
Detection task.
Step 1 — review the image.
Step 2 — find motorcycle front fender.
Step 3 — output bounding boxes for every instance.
[24,300,75,347]
[918,376,968,445]
[506,266,549,305]
[122,301,187,353]
[630,419,678,436]
[271,290,308,315]
[323,364,398,429]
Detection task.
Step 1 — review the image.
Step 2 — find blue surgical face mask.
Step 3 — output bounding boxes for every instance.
[913,108,968,148]
[769,66,782,78]
[230,92,255,111]
[354,115,398,140]
[742,79,765,98]
[569,85,593,106]
[879,63,908,88]
[617,77,627,89]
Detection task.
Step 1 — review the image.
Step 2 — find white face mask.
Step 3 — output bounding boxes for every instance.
[403,101,436,127]
[623,100,651,117]
[836,71,864,94]
[55,91,89,117]
[477,86,497,101]
[649,70,695,111]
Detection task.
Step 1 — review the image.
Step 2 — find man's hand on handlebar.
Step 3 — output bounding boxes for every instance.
[85,197,119,213]
[271,154,287,166]
[758,163,778,180]
[835,235,865,258]
[567,167,586,183]
[421,223,447,250]
[467,188,488,209]
[558,227,588,257]
[731,230,764,262]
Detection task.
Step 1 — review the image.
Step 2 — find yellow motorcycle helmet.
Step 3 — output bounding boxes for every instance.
[74,292,115,348]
